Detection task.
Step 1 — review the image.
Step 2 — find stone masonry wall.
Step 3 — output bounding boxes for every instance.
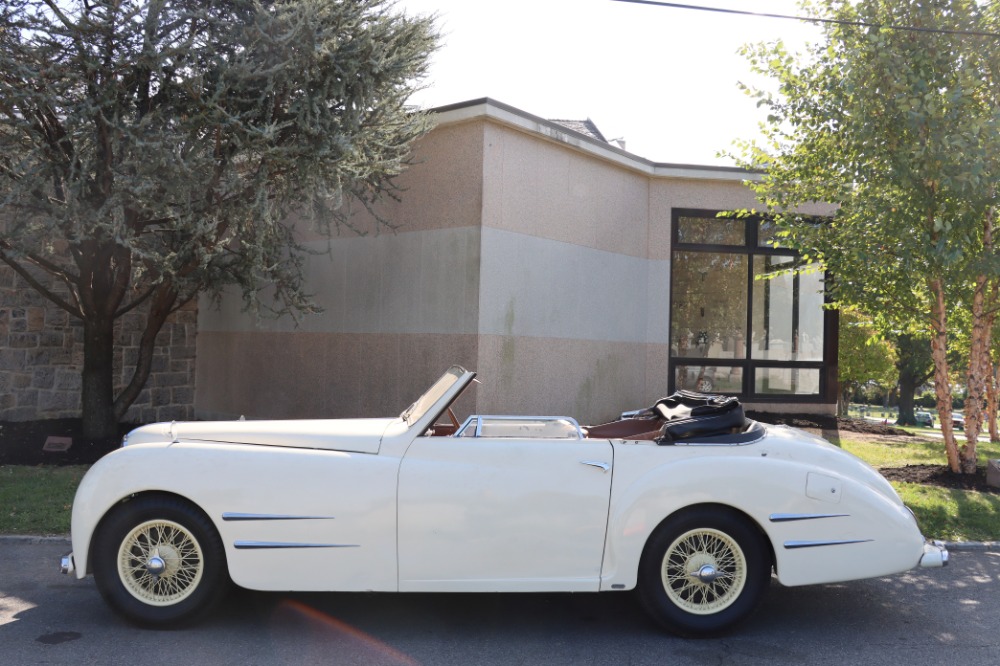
[0,266,196,424]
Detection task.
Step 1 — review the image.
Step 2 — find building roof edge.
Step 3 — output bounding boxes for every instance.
[427,98,761,183]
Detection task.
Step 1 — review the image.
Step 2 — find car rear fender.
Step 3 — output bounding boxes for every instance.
[599,454,924,590]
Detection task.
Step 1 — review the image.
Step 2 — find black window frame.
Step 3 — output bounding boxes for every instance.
[669,208,838,404]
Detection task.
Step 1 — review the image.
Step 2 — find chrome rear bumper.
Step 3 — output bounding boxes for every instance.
[919,540,949,568]
[60,552,75,575]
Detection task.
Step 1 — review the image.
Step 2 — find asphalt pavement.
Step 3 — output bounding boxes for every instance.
[3,537,1000,665]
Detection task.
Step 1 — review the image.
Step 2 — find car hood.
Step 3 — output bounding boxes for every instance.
[123,417,400,454]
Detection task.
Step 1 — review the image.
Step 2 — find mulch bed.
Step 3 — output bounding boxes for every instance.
[879,464,999,495]
[747,411,908,436]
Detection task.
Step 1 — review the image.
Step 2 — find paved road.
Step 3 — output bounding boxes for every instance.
[2,539,999,665]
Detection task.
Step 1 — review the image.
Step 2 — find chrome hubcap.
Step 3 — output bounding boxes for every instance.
[146,554,167,577]
[696,564,720,584]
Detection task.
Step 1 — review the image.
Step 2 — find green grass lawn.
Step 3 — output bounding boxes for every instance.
[1,434,999,542]
[835,436,1000,542]
[891,482,1000,543]
[0,465,87,536]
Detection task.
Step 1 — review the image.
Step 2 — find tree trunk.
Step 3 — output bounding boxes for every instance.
[897,379,916,426]
[81,315,118,440]
[113,285,179,420]
[929,278,960,473]
[963,274,987,473]
[962,207,996,472]
[838,384,852,417]
[988,357,999,442]
[895,333,926,427]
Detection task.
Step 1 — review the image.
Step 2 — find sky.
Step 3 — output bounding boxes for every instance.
[395,0,823,166]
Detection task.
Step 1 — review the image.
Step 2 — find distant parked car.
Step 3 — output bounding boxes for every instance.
[953,414,965,429]
[915,411,934,427]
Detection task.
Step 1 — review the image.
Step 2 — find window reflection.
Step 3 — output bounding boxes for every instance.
[670,209,829,399]
[671,252,747,359]
[677,215,745,245]
[751,257,824,362]
[754,368,821,395]
[758,219,785,248]
[675,365,744,393]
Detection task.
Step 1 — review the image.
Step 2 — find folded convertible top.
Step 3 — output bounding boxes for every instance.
[637,391,749,444]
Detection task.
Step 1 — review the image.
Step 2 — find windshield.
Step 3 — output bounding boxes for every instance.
[400,366,467,426]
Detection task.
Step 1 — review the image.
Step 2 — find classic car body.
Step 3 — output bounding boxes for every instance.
[61,366,947,635]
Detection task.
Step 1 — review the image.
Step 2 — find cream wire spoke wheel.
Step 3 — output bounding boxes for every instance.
[117,519,205,606]
[639,508,770,635]
[661,527,747,615]
[94,496,228,626]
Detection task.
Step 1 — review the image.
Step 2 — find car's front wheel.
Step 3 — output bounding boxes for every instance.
[92,495,228,627]
[638,507,771,637]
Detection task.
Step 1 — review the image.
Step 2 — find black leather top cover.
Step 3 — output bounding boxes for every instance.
[647,391,747,443]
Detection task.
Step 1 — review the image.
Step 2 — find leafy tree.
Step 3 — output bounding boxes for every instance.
[736,0,1000,473]
[837,308,896,417]
[0,0,437,437]
[894,333,934,426]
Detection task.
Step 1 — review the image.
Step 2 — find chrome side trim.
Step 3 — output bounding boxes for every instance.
[580,460,611,472]
[783,539,873,549]
[234,541,359,550]
[222,512,335,522]
[769,513,849,523]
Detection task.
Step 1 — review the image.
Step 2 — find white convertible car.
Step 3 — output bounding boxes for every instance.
[61,366,947,636]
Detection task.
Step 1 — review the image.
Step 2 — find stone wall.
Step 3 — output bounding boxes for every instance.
[0,266,196,424]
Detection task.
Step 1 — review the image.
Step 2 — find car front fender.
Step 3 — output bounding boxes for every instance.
[69,441,401,592]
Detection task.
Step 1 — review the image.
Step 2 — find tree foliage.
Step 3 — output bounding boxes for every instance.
[837,308,897,416]
[0,0,437,437]
[736,0,1000,473]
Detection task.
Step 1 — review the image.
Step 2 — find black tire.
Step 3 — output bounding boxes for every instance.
[91,495,228,627]
[637,506,771,637]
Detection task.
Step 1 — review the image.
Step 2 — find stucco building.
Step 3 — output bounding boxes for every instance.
[195,98,838,424]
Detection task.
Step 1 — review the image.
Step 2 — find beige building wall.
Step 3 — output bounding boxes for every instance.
[196,120,487,420]
[473,121,659,422]
[195,99,835,423]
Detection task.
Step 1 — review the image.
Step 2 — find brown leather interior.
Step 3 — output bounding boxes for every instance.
[583,418,662,441]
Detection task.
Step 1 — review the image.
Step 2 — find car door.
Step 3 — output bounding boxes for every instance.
[397,434,614,592]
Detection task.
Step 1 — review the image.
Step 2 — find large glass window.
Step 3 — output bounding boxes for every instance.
[671,252,747,359]
[751,256,825,362]
[670,210,833,402]
[677,214,745,245]
[754,368,821,395]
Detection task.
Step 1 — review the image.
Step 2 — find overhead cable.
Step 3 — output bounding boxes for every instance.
[611,0,1000,38]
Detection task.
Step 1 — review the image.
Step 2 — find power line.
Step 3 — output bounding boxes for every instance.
[611,0,1000,38]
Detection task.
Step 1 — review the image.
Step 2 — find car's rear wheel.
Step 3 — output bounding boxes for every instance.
[92,495,228,627]
[638,506,771,637]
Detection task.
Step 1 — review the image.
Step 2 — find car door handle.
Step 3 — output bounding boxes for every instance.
[580,460,611,472]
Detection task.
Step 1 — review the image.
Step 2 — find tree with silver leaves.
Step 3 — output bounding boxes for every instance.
[0,0,437,438]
